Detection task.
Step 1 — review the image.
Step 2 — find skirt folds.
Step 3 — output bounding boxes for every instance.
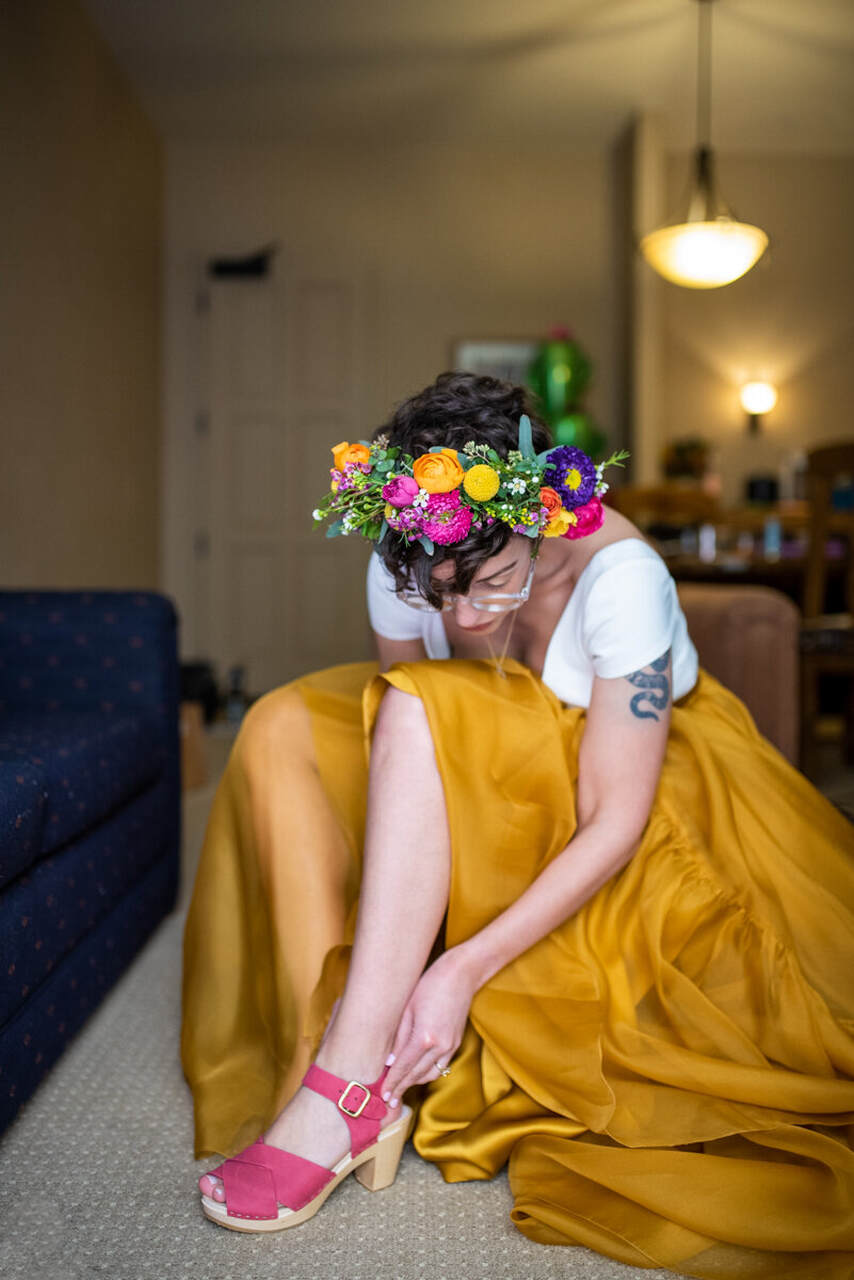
[181,658,854,1278]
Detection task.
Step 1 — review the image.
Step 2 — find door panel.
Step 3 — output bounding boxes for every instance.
[203,267,375,694]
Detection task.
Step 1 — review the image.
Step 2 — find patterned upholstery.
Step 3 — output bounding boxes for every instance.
[0,591,180,1133]
[0,710,161,882]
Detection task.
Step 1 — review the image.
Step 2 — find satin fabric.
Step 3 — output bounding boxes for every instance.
[181,658,854,1277]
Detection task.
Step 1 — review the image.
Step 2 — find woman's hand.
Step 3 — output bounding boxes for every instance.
[382,948,476,1106]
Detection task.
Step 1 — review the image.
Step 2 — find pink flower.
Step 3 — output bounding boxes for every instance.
[382,475,420,508]
[562,496,604,540]
[425,490,461,514]
[422,490,472,544]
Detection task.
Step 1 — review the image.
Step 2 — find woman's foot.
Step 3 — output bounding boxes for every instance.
[198,1045,393,1204]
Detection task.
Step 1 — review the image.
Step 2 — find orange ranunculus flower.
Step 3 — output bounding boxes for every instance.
[331,441,372,470]
[542,507,578,538]
[539,486,563,524]
[412,448,464,493]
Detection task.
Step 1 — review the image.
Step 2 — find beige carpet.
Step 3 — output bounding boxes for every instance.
[0,900,653,1280]
[5,724,846,1280]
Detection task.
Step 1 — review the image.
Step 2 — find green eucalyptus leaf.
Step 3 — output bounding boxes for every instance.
[377,518,390,544]
[325,520,345,538]
[418,535,435,555]
[518,414,535,460]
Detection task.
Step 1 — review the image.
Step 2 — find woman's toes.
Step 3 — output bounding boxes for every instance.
[199,1172,224,1200]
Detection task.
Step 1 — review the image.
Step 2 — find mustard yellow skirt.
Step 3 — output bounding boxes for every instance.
[181,659,854,1278]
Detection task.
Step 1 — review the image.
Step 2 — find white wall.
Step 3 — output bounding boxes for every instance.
[163,140,621,654]
[0,0,162,589]
[660,152,854,504]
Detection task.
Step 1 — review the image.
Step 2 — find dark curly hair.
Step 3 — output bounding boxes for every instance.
[373,371,552,608]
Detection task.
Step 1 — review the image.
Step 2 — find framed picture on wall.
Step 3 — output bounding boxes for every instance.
[451,339,539,385]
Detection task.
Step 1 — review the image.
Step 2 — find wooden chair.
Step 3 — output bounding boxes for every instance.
[679,583,799,764]
[799,442,854,776]
[608,484,721,528]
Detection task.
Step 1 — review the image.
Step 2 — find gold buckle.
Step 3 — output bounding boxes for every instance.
[337,1080,370,1118]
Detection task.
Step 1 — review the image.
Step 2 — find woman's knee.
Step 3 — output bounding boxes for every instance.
[372,685,432,758]
[233,683,313,769]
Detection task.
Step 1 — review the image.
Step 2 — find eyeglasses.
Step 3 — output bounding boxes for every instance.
[397,558,536,613]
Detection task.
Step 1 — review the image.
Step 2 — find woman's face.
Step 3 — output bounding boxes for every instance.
[430,538,534,633]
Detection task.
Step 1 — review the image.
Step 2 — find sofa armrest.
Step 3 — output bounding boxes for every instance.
[0,590,180,744]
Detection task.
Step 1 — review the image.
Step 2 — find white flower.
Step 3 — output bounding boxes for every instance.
[508,477,527,496]
[413,488,430,509]
[596,481,609,496]
[312,508,324,521]
[342,512,357,532]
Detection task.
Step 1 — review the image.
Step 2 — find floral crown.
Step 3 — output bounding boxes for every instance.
[312,415,629,554]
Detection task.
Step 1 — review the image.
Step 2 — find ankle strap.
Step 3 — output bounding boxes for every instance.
[302,1063,390,1157]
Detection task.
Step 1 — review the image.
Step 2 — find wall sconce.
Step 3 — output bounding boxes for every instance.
[740,382,777,435]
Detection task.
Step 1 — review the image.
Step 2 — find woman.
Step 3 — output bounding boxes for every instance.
[183,373,854,1277]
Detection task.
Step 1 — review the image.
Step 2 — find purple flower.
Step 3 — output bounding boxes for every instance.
[542,446,597,509]
[382,475,420,508]
[386,505,423,535]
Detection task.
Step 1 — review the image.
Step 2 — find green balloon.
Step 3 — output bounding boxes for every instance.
[527,337,592,419]
[554,412,606,457]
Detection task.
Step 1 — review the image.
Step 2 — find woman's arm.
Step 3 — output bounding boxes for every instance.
[374,631,427,671]
[457,647,672,988]
[382,648,673,1102]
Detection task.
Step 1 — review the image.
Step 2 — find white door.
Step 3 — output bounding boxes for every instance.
[200,263,378,693]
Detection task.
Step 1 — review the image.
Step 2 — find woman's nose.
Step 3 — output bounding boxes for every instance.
[453,598,485,628]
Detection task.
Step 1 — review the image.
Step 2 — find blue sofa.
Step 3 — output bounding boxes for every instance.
[0,590,181,1132]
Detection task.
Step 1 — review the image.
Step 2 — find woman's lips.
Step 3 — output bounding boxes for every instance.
[459,618,498,633]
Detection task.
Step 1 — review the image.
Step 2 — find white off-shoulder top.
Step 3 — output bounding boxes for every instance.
[366,538,699,708]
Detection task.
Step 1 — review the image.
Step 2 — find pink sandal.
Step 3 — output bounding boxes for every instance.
[199,1064,412,1232]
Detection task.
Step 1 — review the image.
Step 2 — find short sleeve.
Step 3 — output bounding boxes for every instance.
[366,552,424,641]
[582,555,677,679]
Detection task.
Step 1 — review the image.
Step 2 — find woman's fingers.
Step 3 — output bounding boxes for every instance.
[383,1040,427,1102]
[388,1005,413,1063]
[383,1030,436,1103]
[385,1043,450,1104]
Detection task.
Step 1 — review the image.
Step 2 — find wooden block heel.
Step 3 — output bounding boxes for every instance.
[354,1112,411,1191]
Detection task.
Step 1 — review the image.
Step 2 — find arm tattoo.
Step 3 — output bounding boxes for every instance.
[625,649,671,721]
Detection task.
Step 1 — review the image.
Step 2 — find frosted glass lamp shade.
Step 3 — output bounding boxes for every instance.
[740,383,777,415]
[640,220,768,289]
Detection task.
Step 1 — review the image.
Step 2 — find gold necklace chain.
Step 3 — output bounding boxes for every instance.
[485,607,520,679]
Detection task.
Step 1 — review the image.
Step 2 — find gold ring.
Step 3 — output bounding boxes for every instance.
[440,1067,451,1077]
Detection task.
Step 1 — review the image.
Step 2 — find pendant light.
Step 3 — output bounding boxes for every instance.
[639,0,768,289]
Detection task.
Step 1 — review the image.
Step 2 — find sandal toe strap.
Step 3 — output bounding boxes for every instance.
[217,1139,335,1220]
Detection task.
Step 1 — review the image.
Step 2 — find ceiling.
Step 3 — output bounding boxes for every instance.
[82,0,854,153]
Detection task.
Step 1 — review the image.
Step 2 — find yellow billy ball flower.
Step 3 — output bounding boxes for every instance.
[463,464,501,501]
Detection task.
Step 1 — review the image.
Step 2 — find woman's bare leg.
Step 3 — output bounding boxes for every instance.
[201,685,451,1198]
